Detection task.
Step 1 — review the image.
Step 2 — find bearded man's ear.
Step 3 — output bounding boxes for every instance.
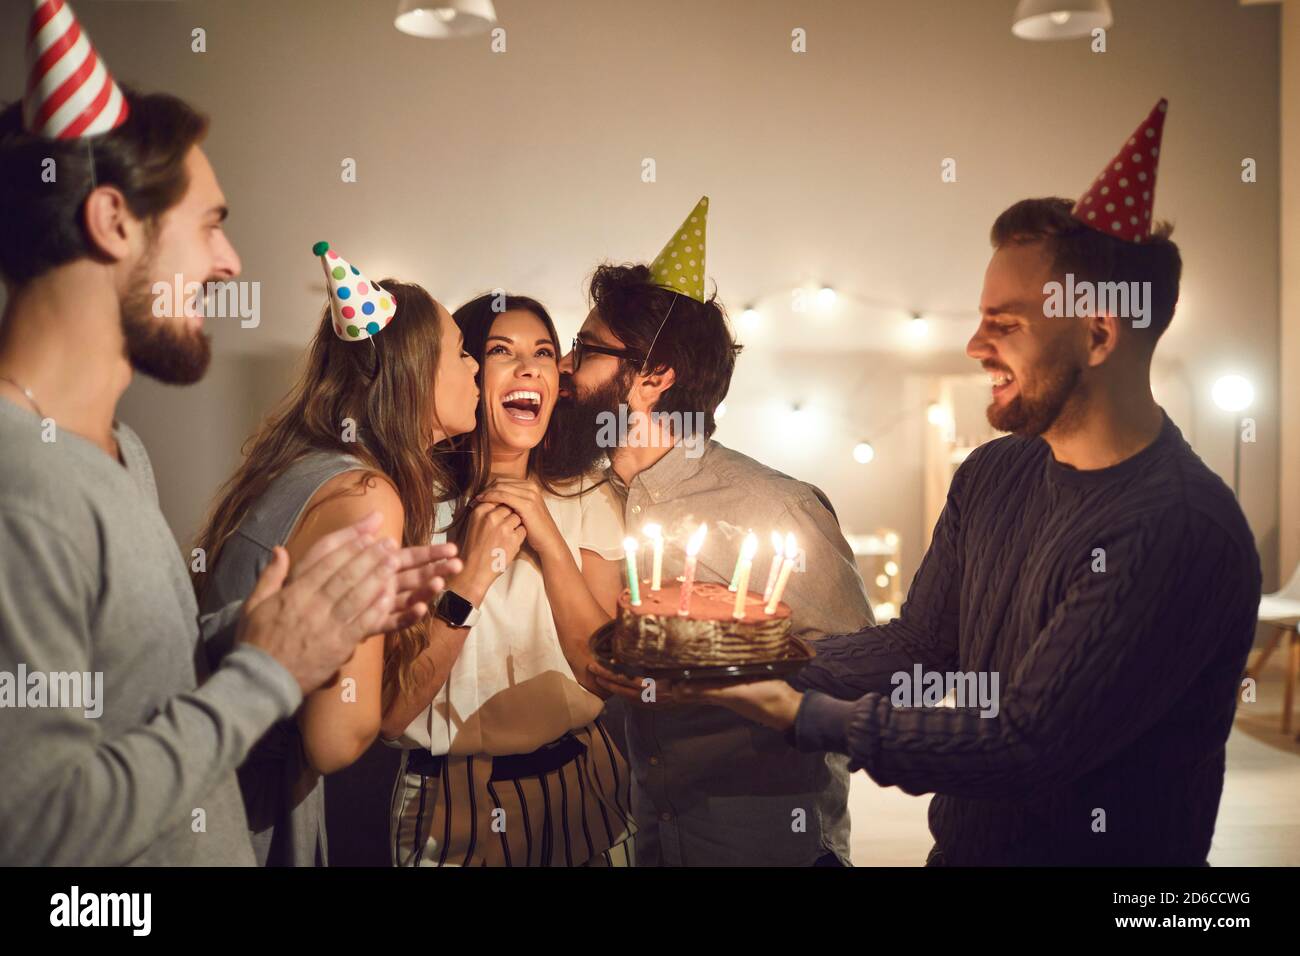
[82,185,137,264]
[638,365,677,403]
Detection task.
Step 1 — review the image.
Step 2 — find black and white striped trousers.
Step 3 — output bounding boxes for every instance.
[391,721,636,867]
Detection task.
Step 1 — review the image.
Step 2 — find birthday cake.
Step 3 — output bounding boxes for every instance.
[613,582,793,667]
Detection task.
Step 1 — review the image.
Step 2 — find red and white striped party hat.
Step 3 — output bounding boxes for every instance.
[22,0,129,140]
[1072,98,1168,243]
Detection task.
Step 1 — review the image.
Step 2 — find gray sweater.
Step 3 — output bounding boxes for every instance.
[0,397,302,865]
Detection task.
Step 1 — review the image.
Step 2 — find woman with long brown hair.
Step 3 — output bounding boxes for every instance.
[382,292,635,867]
[192,245,480,866]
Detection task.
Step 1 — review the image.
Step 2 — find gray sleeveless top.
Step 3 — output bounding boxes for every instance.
[197,450,363,867]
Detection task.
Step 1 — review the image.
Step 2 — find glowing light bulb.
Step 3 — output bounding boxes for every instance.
[1211,375,1254,412]
[817,286,837,310]
[853,441,875,464]
[926,402,952,427]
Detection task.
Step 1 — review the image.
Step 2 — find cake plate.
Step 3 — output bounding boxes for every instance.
[588,621,815,683]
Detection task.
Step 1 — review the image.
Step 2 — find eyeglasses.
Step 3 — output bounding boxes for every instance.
[569,337,645,372]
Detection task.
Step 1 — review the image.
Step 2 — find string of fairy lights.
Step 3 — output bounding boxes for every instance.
[731,283,976,338]
[713,282,974,464]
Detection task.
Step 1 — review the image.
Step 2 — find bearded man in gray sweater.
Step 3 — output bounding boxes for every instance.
[0,85,460,865]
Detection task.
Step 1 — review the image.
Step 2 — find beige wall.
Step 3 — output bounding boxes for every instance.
[0,0,1285,590]
[1282,0,1300,584]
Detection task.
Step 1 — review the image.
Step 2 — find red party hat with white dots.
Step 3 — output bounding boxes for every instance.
[1072,98,1168,243]
[23,0,129,139]
[312,241,397,342]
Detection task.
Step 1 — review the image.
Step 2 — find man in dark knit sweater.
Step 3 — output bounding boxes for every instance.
[687,195,1261,865]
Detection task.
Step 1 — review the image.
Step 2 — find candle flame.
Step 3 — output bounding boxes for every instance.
[643,522,662,539]
[770,530,784,555]
[623,536,639,554]
[686,522,708,556]
[741,532,758,560]
[784,532,797,557]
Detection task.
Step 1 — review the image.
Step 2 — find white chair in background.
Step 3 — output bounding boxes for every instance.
[1248,561,1300,735]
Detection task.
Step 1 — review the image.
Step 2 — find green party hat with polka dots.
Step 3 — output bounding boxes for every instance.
[312,240,397,341]
[648,196,708,303]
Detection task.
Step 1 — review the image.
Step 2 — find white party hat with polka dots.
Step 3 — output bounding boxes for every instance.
[648,196,708,303]
[1072,99,1167,243]
[311,241,397,341]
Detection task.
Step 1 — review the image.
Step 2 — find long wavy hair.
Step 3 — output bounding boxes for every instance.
[445,293,587,543]
[192,279,455,710]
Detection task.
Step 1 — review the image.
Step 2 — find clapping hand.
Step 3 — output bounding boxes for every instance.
[375,541,463,631]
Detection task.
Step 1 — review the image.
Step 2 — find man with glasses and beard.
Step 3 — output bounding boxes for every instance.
[685,102,1263,867]
[0,1,457,866]
[548,256,874,866]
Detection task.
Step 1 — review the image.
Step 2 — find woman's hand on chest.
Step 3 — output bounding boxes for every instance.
[454,501,528,602]
[474,477,567,563]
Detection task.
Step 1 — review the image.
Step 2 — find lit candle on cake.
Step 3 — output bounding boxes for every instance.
[761,530,785,604]
[727,536,743,590]
[643,523,664,591]
[731,532,758,619]
[623,537,641,606]
[677,522,708,617]
[764,533,798,615]
[729,528,756,591]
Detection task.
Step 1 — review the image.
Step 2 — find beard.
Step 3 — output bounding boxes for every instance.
[119,251,212,385]
[986,355,1084,437]
[542,366,635,482]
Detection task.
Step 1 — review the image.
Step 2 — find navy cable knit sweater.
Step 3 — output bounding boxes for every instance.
[790,412,1261,865]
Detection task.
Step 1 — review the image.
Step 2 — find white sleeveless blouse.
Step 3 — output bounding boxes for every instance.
[395,476,626,756]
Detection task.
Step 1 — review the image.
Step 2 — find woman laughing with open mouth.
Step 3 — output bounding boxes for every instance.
[382,292,635,867]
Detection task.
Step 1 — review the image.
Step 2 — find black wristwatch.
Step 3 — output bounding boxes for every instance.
[433,588,481,629]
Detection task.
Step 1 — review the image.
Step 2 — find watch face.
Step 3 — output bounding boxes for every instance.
[438,589,473,626]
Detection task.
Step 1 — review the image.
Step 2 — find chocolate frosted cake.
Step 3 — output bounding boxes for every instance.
[613,582,793,667]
